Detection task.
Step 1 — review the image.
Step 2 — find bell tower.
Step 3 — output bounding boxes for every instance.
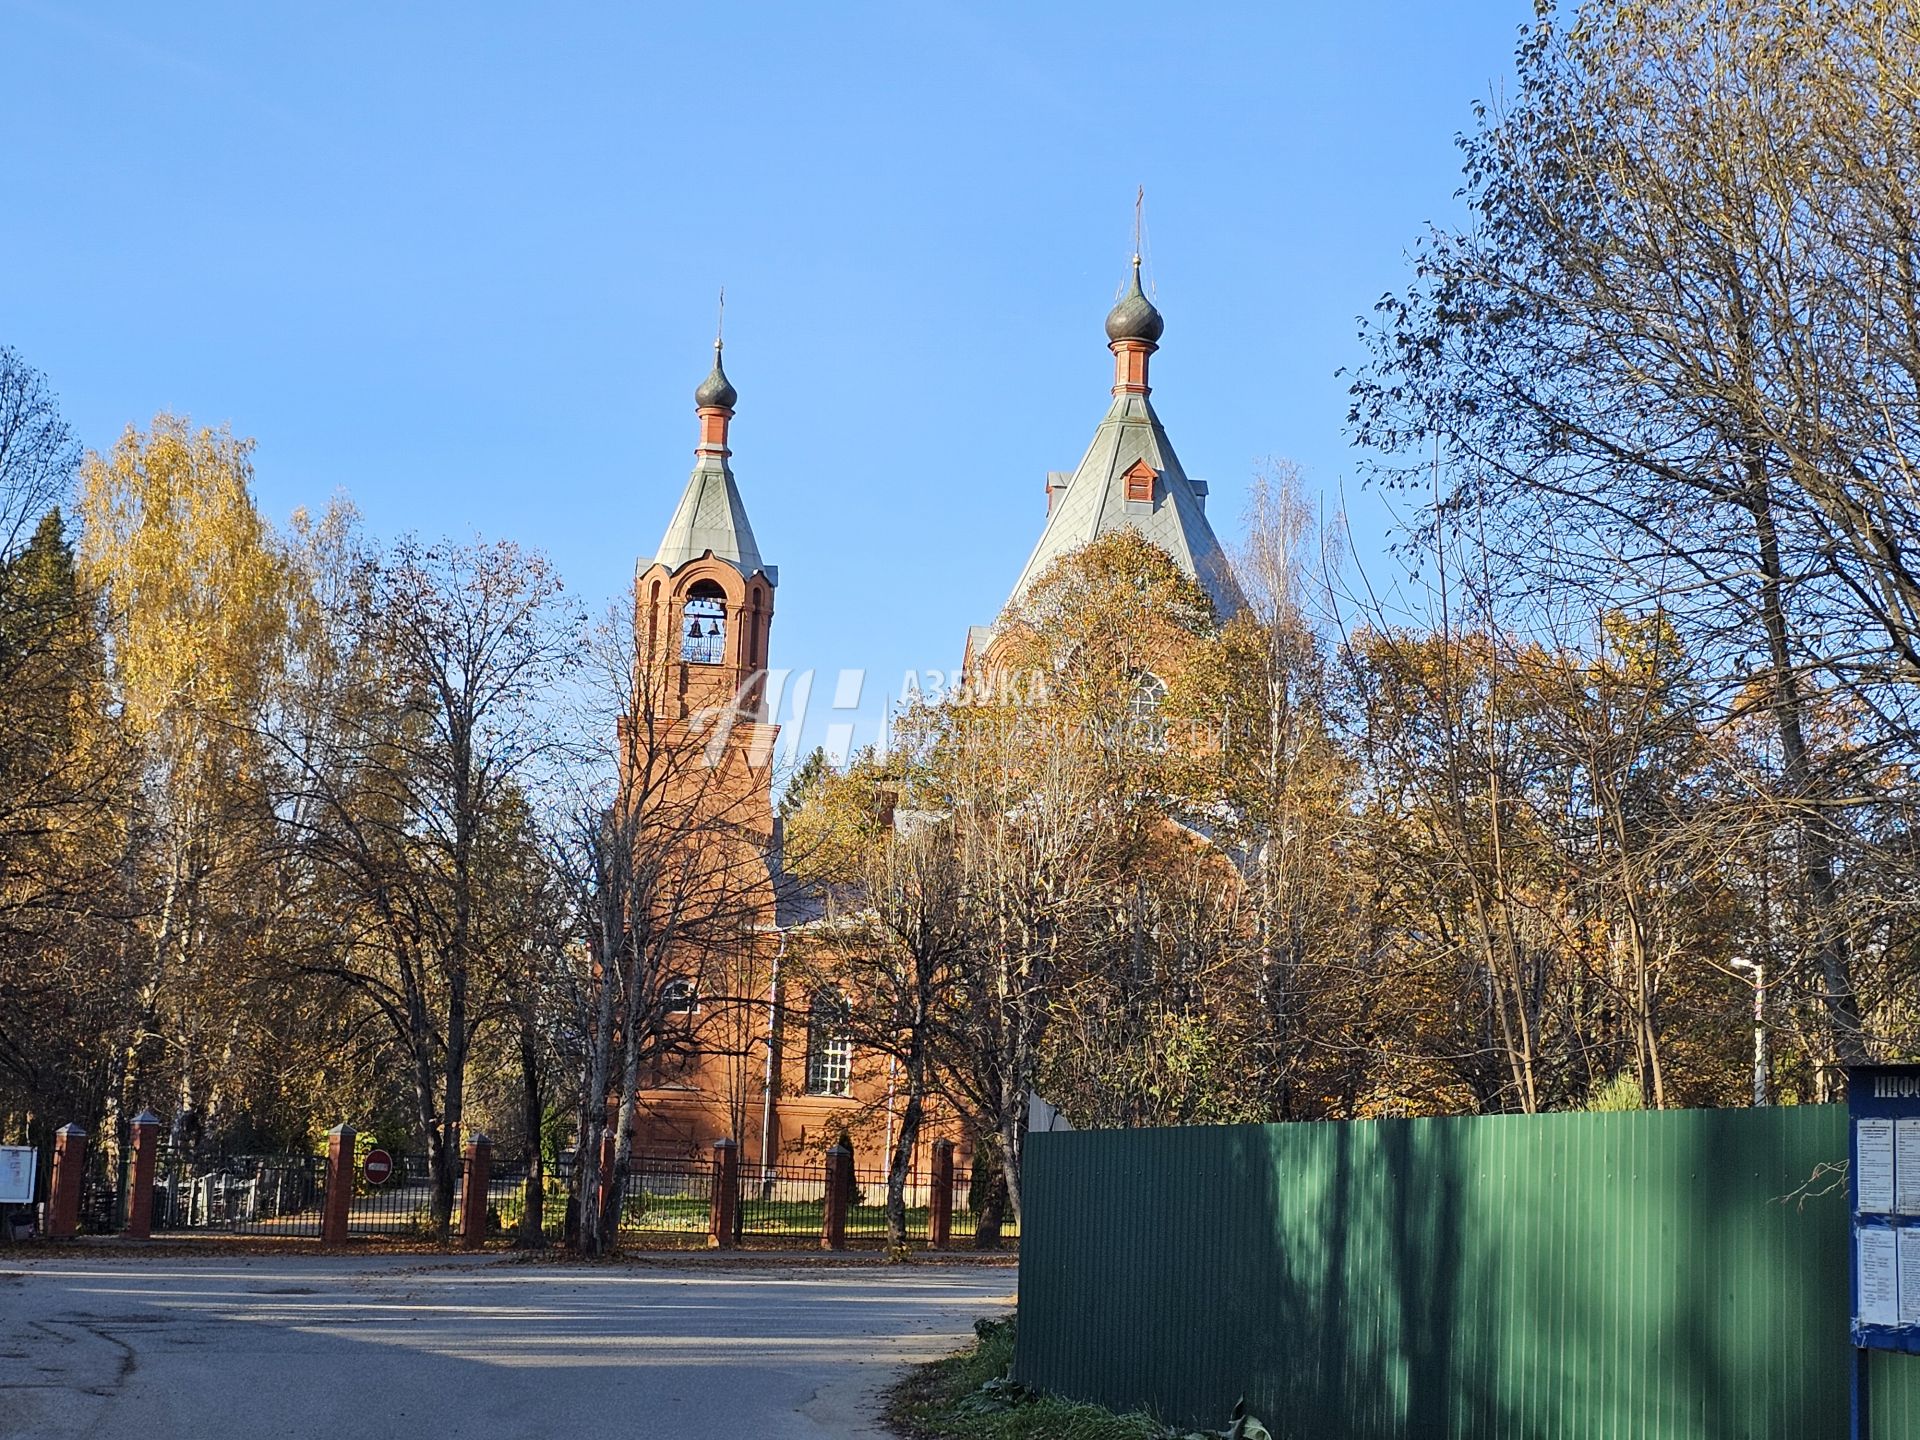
[628,337,780,817]
[637,340,778,715]
[620,333,782,1167]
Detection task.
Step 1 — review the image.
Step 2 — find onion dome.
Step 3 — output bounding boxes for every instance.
[695,342,738,409]
[1104,256,1164,344]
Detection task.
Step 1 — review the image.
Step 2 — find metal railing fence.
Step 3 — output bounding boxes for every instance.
[344,1153,441,1237]
[480,1158,568,1242]
[595,1157,1007,1245]
[126,1143,1014,1248]
[147,1148,469,1238]
[149,1149,327,1236]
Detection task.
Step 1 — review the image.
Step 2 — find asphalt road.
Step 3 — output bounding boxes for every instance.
[0,1253,1015,1440]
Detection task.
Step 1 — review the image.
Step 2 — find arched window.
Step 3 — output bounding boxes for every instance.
[662,978,698,1015]
[1128,671,1168,751]
[681,580,727,665]
[805,986,852,1097]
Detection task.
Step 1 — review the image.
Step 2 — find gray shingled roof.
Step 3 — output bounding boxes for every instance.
[653,451,773,584]
[769,819,826,928]
[1002,390,1243,618]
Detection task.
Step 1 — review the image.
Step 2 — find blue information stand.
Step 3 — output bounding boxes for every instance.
[1848,1064,1920,1439]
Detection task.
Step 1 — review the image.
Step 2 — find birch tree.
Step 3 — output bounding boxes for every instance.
[78,417,289,1153]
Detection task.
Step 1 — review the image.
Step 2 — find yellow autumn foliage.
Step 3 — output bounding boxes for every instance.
[78,415,290,798]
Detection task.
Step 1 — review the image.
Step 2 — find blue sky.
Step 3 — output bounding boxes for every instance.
[2,0,1530,764]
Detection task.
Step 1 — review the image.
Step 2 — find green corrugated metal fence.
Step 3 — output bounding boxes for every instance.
[1016,1104,1920,1438]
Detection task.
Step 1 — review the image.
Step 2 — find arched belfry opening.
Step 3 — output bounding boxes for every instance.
[681,579,728,666]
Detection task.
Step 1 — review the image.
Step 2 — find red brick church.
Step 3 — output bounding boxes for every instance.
[624,252,1237,1177]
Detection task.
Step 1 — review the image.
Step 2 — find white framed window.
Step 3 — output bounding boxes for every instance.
[662,978,698,1015]
[805,987,852,1097]
[1128,671,1168,751]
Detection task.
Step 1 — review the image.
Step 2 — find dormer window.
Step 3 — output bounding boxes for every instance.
[1124,460,1156,504]
[681,581,727,665]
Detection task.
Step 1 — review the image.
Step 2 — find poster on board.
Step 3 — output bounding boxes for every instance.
[1850,1065,1920,1355]
[1859,1117,1896,1214]
[1860,1226,1900,1327]
[1899,1230,1920,1328]
[1900,1120,1920,1216]
[0,1146,34,1205]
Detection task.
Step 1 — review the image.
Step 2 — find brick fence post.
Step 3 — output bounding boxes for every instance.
[123,1111,161,1240]
[707,1139,739,1250]
[929,1138,955,1251]
[459,1134,492,1250]
[47,1124,88,1238]
[321,1123,355,1247]
[821,1143,852,1252]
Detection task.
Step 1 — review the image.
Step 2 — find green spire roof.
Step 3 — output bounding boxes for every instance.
[652,455,769,582]
[1003,386,1239,618]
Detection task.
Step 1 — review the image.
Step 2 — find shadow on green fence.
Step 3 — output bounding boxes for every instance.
[1017,1105,1920,1439]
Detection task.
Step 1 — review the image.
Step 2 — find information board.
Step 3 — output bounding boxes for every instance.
[1849,1065,1920,1355]
[0,1146,34,1205]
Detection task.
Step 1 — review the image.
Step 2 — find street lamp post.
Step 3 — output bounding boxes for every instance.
[1730,958,1768,1106]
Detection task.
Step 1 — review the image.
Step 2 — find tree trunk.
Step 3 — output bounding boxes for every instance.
[995,1091,1027,1233]
[972,1158,1008,1251]
[433,978,465,1243]
[517,1008,544,1246]
[574,917,618,1256]
[601,941,653,1254]
[1750,470,1865,1075]
[884,1054,925,1252]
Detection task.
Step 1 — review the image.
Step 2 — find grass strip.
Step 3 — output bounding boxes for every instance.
[885,1316,1169,1440]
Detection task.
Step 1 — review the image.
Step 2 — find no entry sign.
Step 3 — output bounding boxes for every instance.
[362,1149,393,1186]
